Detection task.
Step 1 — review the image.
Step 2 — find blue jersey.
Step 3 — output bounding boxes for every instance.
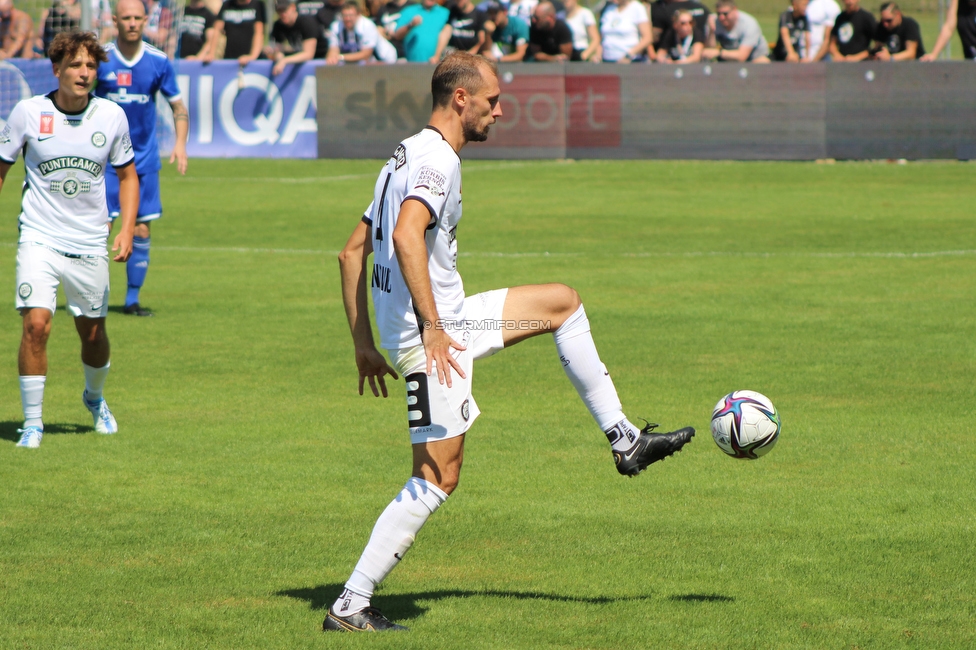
[96,42,181,175]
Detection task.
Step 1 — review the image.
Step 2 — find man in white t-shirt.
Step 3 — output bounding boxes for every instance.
[326,51,694,633]
[326,0,398,63]
[805,0,841,60]
[0,32,138,449]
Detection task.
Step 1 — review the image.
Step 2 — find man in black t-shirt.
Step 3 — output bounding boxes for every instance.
[373,0,413,58]
[923,0,976,60]
[528,0,574,60]
[265,0,322,73]
[828,0,875,60]
[872,2,923,59]
[650,0,710,49]
[178,0,216,59]
[206,0,266,63]
[445,0,488,53]
[772,0,810,61]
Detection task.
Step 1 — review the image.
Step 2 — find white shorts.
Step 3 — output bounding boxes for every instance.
[16,242,110,318]
[388,288,509,445]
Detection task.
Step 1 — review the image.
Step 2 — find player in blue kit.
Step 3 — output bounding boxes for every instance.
[95,0,189,317]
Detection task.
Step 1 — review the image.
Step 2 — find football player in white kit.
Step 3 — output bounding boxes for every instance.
[0,32,139,449]
[328,51,695,632]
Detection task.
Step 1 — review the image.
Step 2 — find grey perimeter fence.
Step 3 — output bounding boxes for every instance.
[317,62,976,161]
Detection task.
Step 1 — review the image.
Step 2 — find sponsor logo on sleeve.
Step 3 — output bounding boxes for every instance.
[0,124,10,145]
[121,132,132,153]
[18,283,32,299]
[393,143,406,170]
[414,166,447,197]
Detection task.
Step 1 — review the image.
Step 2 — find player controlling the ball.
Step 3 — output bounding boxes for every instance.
[329,51,695,632]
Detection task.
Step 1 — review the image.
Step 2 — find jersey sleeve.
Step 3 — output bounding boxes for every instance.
[362,200,375,225]
[404,150,457,220]
[0,101,28,164]
[109,108,135,168]
[359,19,380,49]
[159,59,182,102]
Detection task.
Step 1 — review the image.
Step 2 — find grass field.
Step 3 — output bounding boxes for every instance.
[1,158,974,649]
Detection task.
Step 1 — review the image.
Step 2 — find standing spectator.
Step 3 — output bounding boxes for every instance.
[38,0,81,58]
[655,8,704,62]
[313,0,344,35]
[266,0,322,74]
[650,0,710,51]
[485,2,528,61]
[143,0,172,52]
[445,0,489,54]
[509,0,538,24]
[703,0,769,61]
[828,0,876,61]
[772,0,810,61]
[805,0,840,60]
[178,0,217,59]
[326,0,398,63]
[204,0,266,64]
[0,0,33,58]
[872,2,923,60]
[372,0,412,59]
[527,0,573,60]
[600,0,652,62]
[564,0,600,61]
[923,0,976,60]
[394,0,450,62]
[294,0,332,60]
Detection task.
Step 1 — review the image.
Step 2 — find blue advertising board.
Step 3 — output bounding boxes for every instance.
[1,59,320,158]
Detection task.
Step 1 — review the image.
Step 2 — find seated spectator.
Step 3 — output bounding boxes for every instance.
[37,0,81,57]
[806,0,840,60]
[205,0,267,64]
[828,0,876,60]
[564,0,600,61]
[528,0,573,60]
[266,0,321,74]
[0,0,34,58]
[394,0,450,62]
[703,0,769,62]
[656,9,704,62]
[178,0,217,59]
[923,0,976,60]
[872,2,924,60]
[485,2,528,61]
[327,0,397,63]
[444,0,489,54]
[143,0,172,52]
[772,0,810,61]
[650,0,710,51]
[600,0,652,62]
[371,0,411,59]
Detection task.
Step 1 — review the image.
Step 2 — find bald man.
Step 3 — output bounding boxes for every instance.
[95,0,189,317]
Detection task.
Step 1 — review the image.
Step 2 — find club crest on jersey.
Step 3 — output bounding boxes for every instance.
[415,166,447,197]
[50,173,92,198]
[393,144,406,170]
[91,132,107,147]
[117,71,132,86]
[40,113,54,135]
[39,156,103,177]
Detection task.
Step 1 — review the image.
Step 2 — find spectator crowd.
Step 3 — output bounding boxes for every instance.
[2,0,974,64]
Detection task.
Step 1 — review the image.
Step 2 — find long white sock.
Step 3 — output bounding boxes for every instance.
[333,477,448,616]
[83,362,110,402]
[553,305,641,452]
[20,375,46,429]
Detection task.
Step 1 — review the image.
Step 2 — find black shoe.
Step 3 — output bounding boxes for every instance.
[614,422,695,476]
[323,606,408,632]
[123,303,153,317]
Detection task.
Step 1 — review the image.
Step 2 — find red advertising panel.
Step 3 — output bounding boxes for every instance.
[565,75,621,148]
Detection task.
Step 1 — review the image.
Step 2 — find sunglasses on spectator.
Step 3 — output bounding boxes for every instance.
[716,10,732,16]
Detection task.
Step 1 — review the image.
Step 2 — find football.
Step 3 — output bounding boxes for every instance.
[710,390,781,459]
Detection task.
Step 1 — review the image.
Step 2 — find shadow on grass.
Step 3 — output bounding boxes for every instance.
[277,583,659,623]
[669,594,735,603]
[0,420,93,443]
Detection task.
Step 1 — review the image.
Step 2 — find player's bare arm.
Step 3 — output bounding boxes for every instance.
[392,199,466,387]
[169,100,189,175]
[339,219,399,397]
[113,162,138,262]
[0,161,10,193]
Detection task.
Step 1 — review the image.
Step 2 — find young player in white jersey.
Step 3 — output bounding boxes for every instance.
[0,32,138,449]
[329,51,695,633]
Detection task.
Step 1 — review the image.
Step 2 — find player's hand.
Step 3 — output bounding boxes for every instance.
[356,348,399,397]
[112,231,133,262]
[422,325,466,387]
[169,144,188,175]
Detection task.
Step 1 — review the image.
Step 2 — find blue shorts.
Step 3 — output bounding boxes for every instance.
[107,169,162,223]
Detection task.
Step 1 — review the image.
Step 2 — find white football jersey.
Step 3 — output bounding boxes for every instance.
[0,93,133,255]
[367,127,465,350]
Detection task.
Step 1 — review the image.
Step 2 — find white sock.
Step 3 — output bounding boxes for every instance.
[83,362,110,402]
[553,305,641,452]
[20,375,46,429]
[333,477,448,616]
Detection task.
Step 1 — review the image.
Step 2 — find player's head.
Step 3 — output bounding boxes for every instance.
[341,0,361,29]
[431,51,501,144]
[715,0,738,29]
[114,0,148,45]
[49,32,107,99]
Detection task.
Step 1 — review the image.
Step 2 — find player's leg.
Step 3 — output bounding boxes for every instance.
[500,284,695,476]
[123,171,160,317]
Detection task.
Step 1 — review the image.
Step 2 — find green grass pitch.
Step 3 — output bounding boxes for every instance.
[1,158,974,649]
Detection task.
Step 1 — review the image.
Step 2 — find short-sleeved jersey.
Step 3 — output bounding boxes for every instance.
[447,4,488,51]
[179,4,217,58]
[96,42,180,175]
[330,15,398,62]
[805,0,841,57]
[396,4,450,61]
[366,127,464,351]
[0,94,134,255]
[217,0,268,59]
[830,8,876,56]
[773,9,810,60]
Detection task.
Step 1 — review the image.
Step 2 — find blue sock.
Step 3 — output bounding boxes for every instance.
[126,236,150,307]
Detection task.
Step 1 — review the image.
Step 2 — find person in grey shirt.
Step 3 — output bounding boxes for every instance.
[703,0,770,61]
